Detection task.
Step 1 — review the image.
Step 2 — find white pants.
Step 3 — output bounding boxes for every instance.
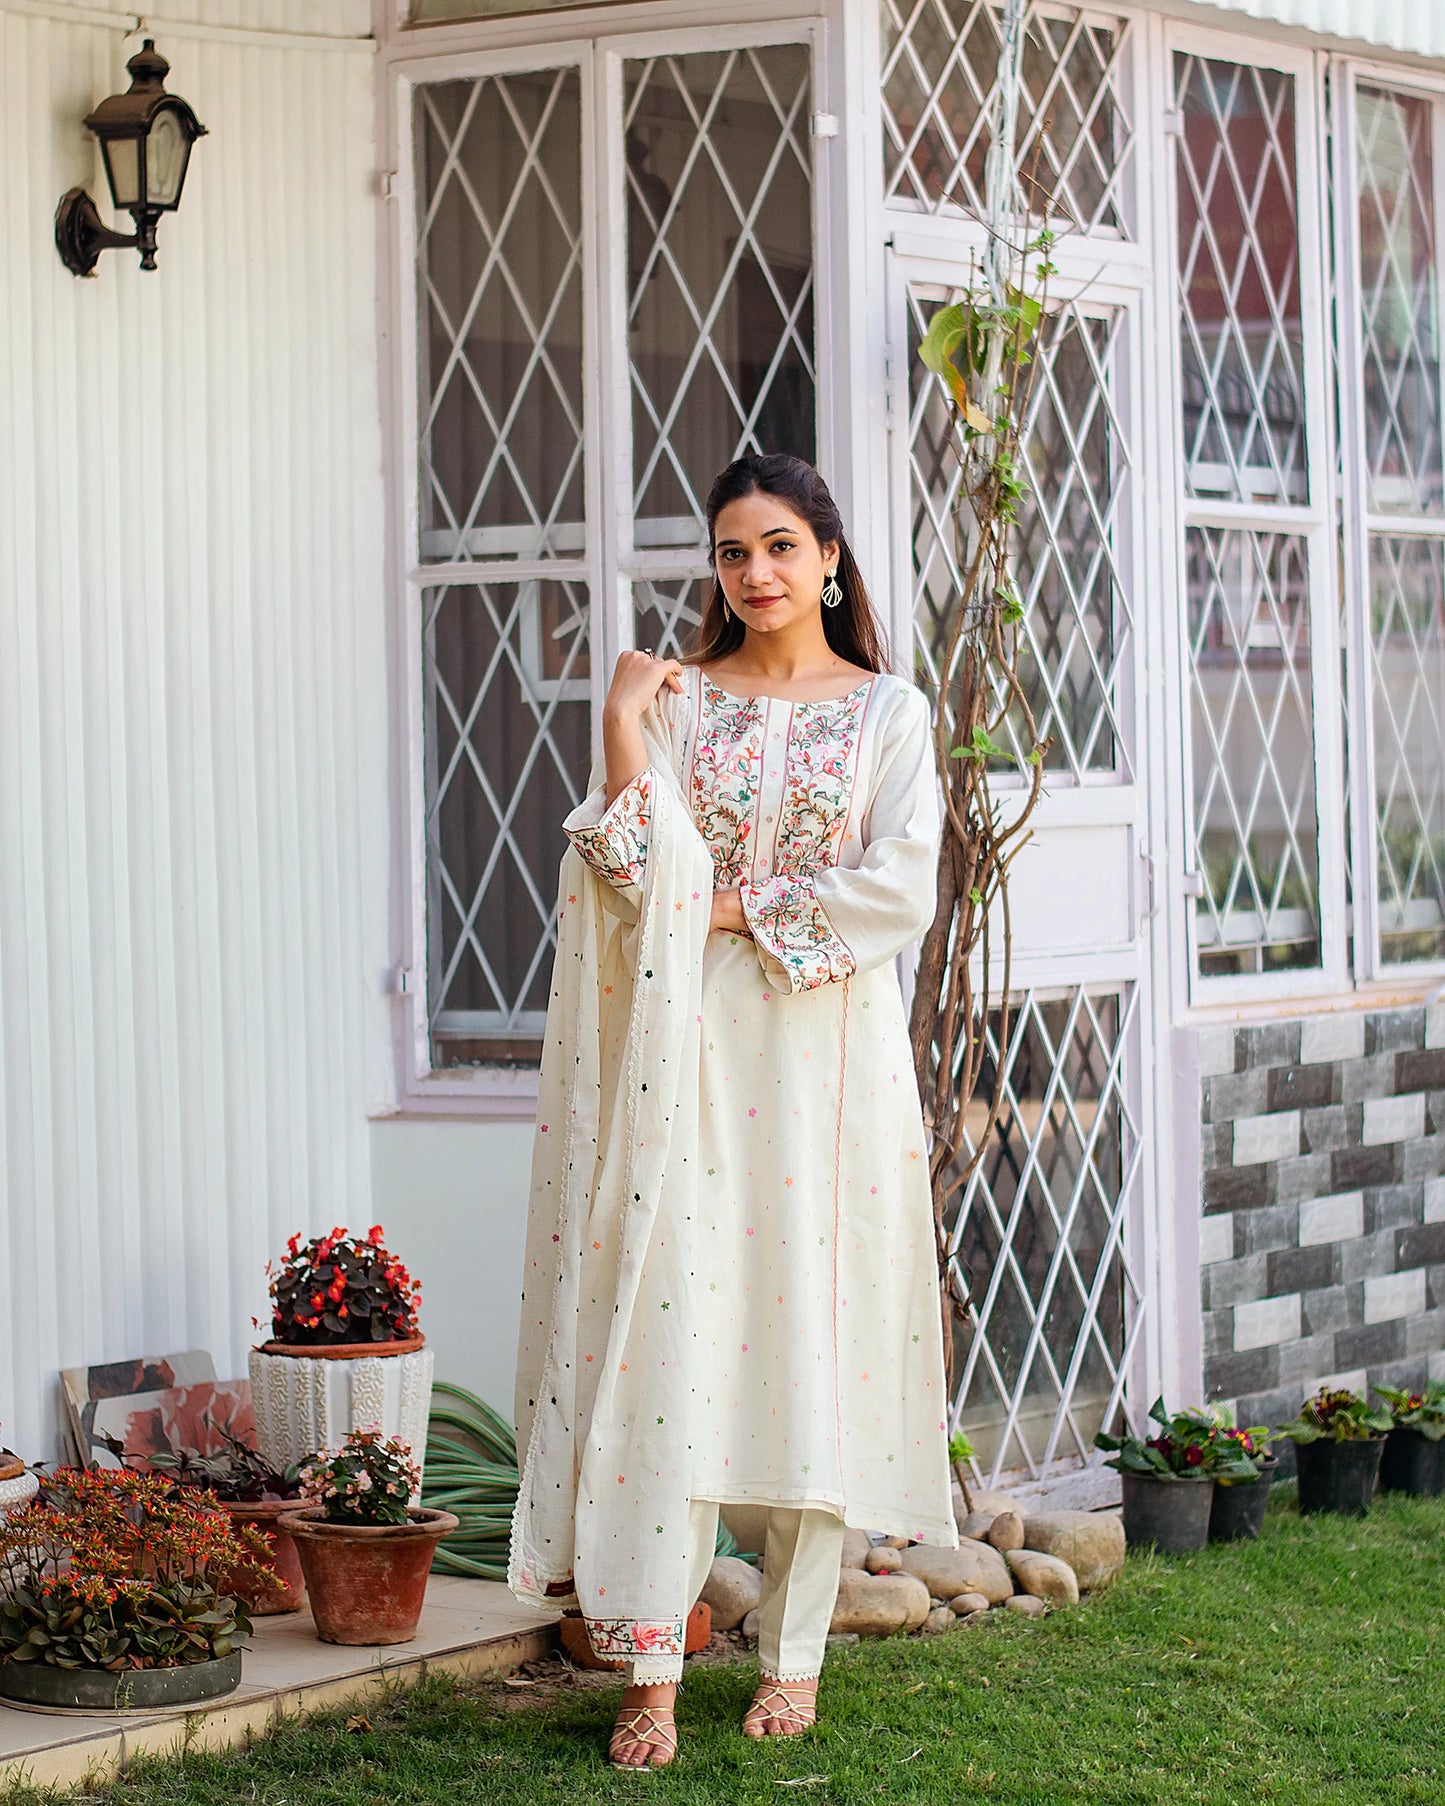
[630,1501,845,1686]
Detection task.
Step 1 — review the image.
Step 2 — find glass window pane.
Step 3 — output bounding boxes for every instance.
[415,69,585,563]
[1357,86,1442,517]
[423,579,591,1063]
[1186,526,1321,974]
[1369,534,1445,964]
[881,0,1134,233]
[908,292,1133,779]
[624,46,815,549]
[1175,55,1306,504]
[947,989,1139,1485]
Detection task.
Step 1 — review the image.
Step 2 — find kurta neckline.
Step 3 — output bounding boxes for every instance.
[699,668,880,707]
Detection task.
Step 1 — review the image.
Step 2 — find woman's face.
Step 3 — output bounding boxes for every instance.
[712,491,838,634]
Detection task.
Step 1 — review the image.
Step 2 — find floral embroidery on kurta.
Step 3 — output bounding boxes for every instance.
[740,871,856,991]
[565,767,651,889]
[690,676,763,885]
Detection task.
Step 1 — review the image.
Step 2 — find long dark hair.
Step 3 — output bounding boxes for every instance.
[684,454,892,673]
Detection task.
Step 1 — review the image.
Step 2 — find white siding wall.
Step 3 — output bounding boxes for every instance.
[0,0,389,1460]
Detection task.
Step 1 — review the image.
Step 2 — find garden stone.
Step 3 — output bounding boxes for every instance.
[986,1510,1025,1552]
[921,1605,954,1634]
[1005,1549,1079,1608]
[948,1591,990,1616]
[1019,1511,1126,1592]
[841,1528,871,1569]
[830,1568,932,1636]
[865,1544,906,1574]
[899,1539,1012,1605]
[957,1511,997,1541]
[740,1607,760,1641]
[954,1486,1020,1519]
[700,1556,762,1631]
[825,1632,860,1650]
[882,1534,911,1549]
[1004,1593,1047,1617]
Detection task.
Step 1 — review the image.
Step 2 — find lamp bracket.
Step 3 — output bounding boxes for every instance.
[55,188,139,278]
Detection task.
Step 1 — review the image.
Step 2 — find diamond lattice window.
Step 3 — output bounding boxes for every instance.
[411,47,817,1068]
[417,71,585,564]
[909,292,1133,780]
[625,46,815,549]
[1175,55,1306,504]
[881,0,1134,231]
[946,988,1142,1486]
[1357,86,1442,519]
[1368,538,1445,963]
[1186,527,1320,974]
[1353,87,1445,968]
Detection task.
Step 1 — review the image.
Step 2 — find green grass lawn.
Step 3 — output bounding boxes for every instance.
[11,1488,1443,1806]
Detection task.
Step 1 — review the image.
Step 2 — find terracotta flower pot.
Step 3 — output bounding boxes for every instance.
[220,1500,307,1614]
[278,1505,458,1645]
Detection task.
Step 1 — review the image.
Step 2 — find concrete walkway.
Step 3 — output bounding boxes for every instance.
[0,1577,558,1794]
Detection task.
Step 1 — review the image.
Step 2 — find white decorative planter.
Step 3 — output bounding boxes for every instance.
[248,1340,434,1498]
[0,1466,39,1520]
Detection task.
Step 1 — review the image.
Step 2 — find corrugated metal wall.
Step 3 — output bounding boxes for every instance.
[0,0,388,1460]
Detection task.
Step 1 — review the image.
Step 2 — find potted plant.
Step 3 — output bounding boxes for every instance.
[1279,1388,1392,1516]
[138,1431,307,1614]
[249,1225,433,1484]
[1373,1382,1445,1497]
[1095,1399,1220,1553]
[0,1424,39,1521]
[0,1468,267,1711]
[1206,1414,1278,1544]
[279,1430,457,1646]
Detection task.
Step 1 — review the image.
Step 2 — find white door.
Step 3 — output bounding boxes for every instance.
[884,239,1157,1492]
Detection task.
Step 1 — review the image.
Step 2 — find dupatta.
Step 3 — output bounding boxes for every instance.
[508,699,717,1658]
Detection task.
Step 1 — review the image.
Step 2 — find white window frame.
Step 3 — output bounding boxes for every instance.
[1334,55,1445,988]
[377,2,838,1114]
[1161,24,1349,1009]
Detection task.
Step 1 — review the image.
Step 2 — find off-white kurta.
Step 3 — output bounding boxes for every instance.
[508,663,956,1663]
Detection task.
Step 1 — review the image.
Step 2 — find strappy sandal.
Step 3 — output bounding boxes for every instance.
[742,1678,818,1738]
[608,1700,678,1770]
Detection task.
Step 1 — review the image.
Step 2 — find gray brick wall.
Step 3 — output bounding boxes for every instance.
[1198,1003,1445,1446]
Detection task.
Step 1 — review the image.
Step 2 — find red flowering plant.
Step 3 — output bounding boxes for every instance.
[266,1224,422,1347]
[1095,1398,1264,1481]
[299,1430,421,1528]
[1279,1387,1392,1444]
[1373,1381,1445,1441]
[0,1469,272,1673]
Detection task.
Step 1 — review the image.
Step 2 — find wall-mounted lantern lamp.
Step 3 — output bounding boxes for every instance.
[55,40,206,278]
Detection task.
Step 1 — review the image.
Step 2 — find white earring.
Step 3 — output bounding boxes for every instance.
[821,571,843,609]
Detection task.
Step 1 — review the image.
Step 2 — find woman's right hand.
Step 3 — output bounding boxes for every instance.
[603,651,685,723]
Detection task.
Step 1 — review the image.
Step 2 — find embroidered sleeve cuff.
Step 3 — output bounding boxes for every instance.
[563,768,651,891]
[739,872,856,992]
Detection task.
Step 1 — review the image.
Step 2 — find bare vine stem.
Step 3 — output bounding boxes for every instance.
[907,50,1060,1415]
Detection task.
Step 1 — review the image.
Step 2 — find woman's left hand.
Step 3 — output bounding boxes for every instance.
[709,888,751,936]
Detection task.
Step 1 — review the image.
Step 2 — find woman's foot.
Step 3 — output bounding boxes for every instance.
[609,1682,678,1769]
[742,1675,818,1737]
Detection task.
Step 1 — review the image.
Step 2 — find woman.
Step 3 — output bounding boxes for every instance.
[508,454,956,1769]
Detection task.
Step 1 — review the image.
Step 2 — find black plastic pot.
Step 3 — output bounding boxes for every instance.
[1208,1456,1277,1543]
[1120,1471,1214,1553]
[1294,1435,1384,1516]
[1378,1427,1445,1497]
[0,1650,241,1711]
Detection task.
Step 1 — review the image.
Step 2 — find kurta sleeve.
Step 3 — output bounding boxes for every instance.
[560,689,683,902]
[739,684,940,993]
[563,768,652,896]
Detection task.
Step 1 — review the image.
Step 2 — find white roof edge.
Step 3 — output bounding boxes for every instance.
[1174,0,1445,64]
